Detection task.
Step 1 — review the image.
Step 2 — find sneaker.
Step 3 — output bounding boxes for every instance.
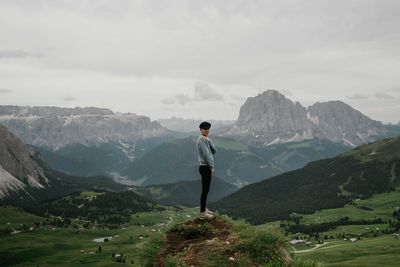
[198,211,216,220]
[205,207,214,215]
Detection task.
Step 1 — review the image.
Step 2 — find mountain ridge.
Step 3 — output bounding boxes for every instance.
[0,105,177,150]
[216,90,386,147]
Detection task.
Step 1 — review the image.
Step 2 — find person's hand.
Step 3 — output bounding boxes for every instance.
[211,168,215,174]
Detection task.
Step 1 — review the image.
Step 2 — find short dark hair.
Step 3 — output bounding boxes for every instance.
[199,121,211,129]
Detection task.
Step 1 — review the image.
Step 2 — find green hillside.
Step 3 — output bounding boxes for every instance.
[279,187,400,267]
[209,135,400,224]
[24,190,162,226]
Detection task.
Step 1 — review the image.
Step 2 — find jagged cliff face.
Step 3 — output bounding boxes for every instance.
[233,91,312,141]
[217,90,386,147]
[0,106,173,150]
[0,124,49,199]
[308,101,383,146]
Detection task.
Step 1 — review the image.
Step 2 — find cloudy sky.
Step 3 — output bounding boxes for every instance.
[0,0,399,123]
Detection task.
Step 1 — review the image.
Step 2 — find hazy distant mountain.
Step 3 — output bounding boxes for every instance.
[0,124,127,206]
[156,116,235,133]
[209,135,400,224]
[0,105,180,150]
[215,90,387,147]
[121,135,350,187]
[382,122,400,138]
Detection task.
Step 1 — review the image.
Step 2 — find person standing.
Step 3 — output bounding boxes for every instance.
[196,121,217,220]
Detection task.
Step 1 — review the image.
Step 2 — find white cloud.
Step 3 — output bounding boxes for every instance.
[230,94,246,102]
[162,81,224,105]
[61,95,76,102]
[347,93,369,100]
[0,0,399,122]
[0,49,43,59]
[375,92,395,99]
[193,82,224,101]
[0,88,12,93]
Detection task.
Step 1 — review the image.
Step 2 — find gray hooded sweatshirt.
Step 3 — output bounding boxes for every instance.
[196,135,217,171]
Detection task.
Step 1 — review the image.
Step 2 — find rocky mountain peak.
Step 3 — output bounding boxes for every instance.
[224,90,310,144]
[217,90,386,147]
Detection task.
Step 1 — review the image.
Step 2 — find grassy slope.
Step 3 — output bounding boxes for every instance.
[284,187,400,267]
[0,203,299,267]
[300,187,400,224]
[2,184,400,267]
[295,236,400,267]
[0,204,176,267]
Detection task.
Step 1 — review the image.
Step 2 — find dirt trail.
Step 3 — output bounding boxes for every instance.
[153,216,240,267]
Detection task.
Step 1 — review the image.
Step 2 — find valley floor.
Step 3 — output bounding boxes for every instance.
[2,191,400,267]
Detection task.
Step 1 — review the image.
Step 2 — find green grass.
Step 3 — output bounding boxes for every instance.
[270,187,400,267]
[300,187,400,224]
[0,204,190,267]
[320,224,389,237]
[295,235,400,267]
[130,210,170,226]
[206,213,290,267]
[0,206,45,231]
[0,202,206,267]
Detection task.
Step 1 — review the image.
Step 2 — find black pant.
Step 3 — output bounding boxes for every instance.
[199,165,212,212]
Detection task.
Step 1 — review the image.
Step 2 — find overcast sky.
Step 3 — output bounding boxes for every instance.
[0,0,399,123]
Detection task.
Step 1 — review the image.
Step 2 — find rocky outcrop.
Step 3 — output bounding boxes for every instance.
[151,215,292,267]
[0,124,49,199]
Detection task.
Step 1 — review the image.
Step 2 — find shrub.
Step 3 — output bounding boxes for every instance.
[233,230,287,265]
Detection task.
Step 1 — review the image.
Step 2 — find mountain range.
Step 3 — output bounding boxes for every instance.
[0,90,398,191]
[0,105,177,150]
[216,90,390,147]
[0,105,186,178]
